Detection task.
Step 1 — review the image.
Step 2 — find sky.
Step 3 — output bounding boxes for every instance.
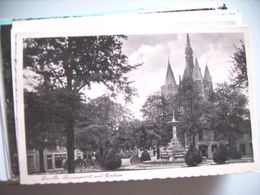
[24,32,245,119]
[85,32,245,119]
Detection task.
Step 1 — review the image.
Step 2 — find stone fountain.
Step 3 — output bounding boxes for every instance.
[167,110,186,162]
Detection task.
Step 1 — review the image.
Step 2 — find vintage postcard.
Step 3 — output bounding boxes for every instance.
[12,14,260,184]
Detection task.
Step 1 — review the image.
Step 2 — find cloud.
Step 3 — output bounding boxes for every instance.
[198,47,231,86]
[82,33,245,119]
[124,44,167,118]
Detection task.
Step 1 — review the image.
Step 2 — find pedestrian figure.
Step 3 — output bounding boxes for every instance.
[91,152,96,167]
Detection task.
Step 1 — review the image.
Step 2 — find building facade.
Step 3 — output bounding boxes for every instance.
[161,34,213,102]
[27,147,83,174]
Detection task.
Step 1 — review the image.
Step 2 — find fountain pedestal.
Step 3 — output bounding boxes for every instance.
[167,112,186,163]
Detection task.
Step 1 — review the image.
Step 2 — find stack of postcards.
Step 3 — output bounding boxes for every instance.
[0,1,259,184]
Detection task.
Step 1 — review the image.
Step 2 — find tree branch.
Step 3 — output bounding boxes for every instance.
[46,63,66,88]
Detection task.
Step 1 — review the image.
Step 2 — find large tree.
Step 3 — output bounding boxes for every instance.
[24,87,67,172]
[75,95,133,159]
[113,120,137,151]
[177,80,211,146]
[23,35,139,173]
[76,95,132,129]
[212,41,251,146]
[213,82,251,146]
[140,94,174,153]
[132,120,161,151]
[230,41,248,88]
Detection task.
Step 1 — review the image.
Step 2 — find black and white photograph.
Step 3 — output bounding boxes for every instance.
[13,19,259,184]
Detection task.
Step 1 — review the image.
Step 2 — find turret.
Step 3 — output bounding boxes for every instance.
[165,57,177,86]
[192,58,203,82]
[192,58,205,98]
[204,65,212,84]
[204,65,213,101]
[161,57,178,98]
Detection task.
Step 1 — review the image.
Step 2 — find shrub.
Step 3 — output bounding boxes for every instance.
[130,155,141,164]
[213,144,228,164]
[101,148,122,170]
[140,150,151,162]
[228,145,242,159]
[185,145,203,167]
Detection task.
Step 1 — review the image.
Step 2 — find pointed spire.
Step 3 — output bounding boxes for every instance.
[165,57,177,86]
[187,34,191,47]
[192,58,203,81]
[204,65,212,83]
[185,33,193,55]
[185,33,194,70]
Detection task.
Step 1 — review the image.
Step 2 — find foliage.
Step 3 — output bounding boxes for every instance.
[76,95,133,128]
[113,120,136,151]
[76,95,135,151]
[213,144,228,164]
[140,150,151,162]
[100,148,122,170]
[140,94,174,148]
[25,89,68,148]
[185,145,203,167]
[228,145,242,159]
[131,120,161,150]
[213,82,251,144]
[75,124,111,154]
[177,79,211,146]
[23,35,139,173]
[141,94,174,123]
[213,45,251,153]
[230,42,248,88]
[75,95,134,154]
[24,88,67,172]
[23,36,139,100]
[206,55,251,155]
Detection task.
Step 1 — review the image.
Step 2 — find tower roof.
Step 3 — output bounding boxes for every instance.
[182,64,193,82]
[192,58,203,81]
[204,65,212,83]
[185,33,193,54]
[165,58,177,86]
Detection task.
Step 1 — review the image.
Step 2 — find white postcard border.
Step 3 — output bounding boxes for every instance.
[12,14,260,184]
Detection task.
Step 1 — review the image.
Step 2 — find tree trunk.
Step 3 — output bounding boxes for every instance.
[64,38,75,173]
[67,115,75,173]
[192,134,196,147]
[156,146,160,159]
[39,147,45,173]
